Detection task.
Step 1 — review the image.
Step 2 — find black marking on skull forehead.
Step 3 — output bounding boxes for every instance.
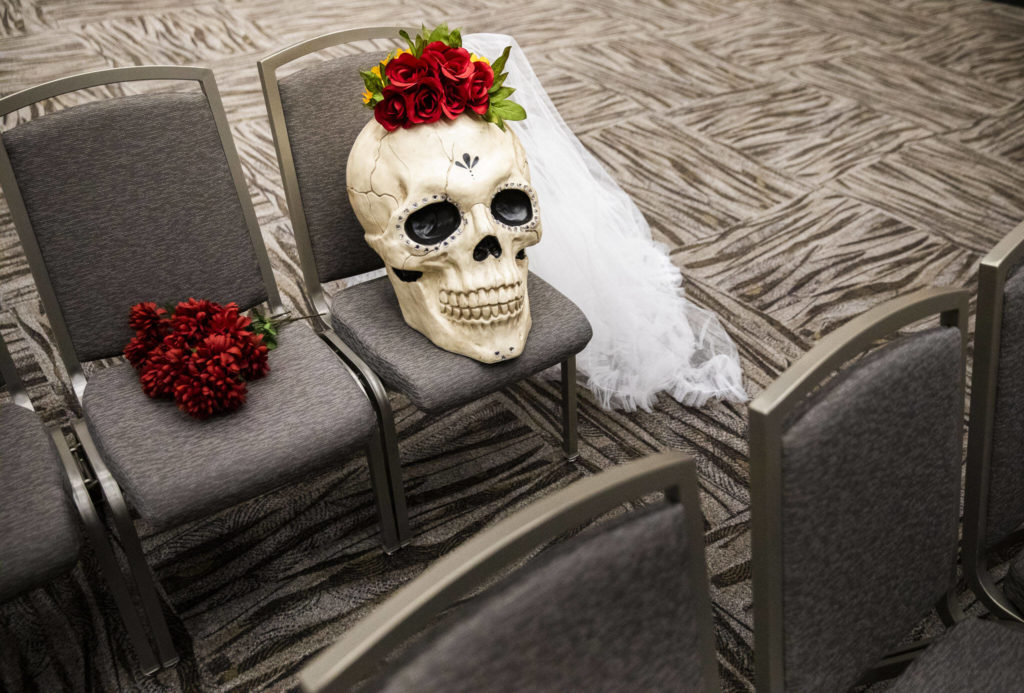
[454,152,480,177]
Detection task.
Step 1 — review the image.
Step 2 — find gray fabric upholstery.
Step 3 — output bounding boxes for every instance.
[0,404,80,602]
[3,92,267,362]
[1003,547,1024,614]
[278,51,387,283]
[779,326,963,693]
[330,273,592,414]
[889,617,1024,692]
[371,504,710,693]
[985,263,1024,548]
[81,323,377,529]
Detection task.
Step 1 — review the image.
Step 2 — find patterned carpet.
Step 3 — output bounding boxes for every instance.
[1,1,1023,691]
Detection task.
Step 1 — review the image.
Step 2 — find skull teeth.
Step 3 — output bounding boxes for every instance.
[440,283,524,324]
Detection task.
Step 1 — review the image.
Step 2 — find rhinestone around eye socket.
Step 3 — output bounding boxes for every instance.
[397,195,464,250]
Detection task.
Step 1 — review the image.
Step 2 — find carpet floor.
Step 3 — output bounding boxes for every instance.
[1,0,1022,691]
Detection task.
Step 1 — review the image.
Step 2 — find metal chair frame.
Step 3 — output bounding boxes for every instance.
[964,220,1024,623]
[298,450,719,693]
[748,287,969,692]
[257,27,582,551]
[0,66,402,670]
[0,331,160,674]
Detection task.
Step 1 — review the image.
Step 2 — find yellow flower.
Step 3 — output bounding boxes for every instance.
[371,64,382,79]
[470,53,490,65]
[362,89,373,105]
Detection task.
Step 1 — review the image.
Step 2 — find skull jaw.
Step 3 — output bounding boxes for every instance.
[391,276,533,363]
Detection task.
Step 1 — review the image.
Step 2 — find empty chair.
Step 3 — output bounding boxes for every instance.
[258,27,593,548]
[749,287,969,692]
[0,66,392,669]
[0,329,158,673]
[963,220,1024,622]
[298,451,718,693]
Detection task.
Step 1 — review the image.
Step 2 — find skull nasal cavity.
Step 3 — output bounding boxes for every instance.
[473,235,502,262]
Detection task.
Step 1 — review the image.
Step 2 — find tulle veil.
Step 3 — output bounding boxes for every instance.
[463,34,747,411]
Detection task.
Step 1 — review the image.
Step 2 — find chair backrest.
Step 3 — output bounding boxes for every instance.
[964,221,1024,608]
[298,451,719,693]
[259,27,410,314]
[749,287,968,693]
[0,66,281,399]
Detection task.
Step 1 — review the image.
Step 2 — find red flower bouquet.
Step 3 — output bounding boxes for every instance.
[360,24,526,132]
[124,299,274,419]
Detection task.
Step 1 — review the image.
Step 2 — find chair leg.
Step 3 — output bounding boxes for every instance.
[73,421,179,669]
[52,430,160,675]
[560,356,580,462]
[366,433,405,554]
[937,586,965,627]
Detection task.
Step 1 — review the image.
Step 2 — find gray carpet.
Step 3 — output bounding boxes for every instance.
[0,0,1022,691]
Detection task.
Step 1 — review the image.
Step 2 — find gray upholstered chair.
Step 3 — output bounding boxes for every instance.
[258,28,593,548]
[0,66,394,669]
[298,451,719,693]
[963,220,1024,623]
[749,287,970,692]
[0,330,158,674]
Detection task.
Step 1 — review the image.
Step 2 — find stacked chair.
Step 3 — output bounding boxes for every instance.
[257,27,593,549]
[0,66,394,670]
[750,286,1024,692]
[963,220,1024,622]
[0,330,158,673]
[297,451,719,693]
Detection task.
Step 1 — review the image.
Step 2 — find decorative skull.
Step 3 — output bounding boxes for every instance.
[347,115,541,363]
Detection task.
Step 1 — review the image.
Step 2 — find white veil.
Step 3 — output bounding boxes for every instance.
[465,34,747,411]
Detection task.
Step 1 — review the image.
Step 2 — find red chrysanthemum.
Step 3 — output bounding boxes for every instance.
[139,341,190,399]
[171,298,222,344]
[173,340,249,419]
[128,301,169,338]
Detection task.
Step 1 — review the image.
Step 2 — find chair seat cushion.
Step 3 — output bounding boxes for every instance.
[330,273,592,414]
[81,323,377,529]
[0,405,80,602]
[889,617,1024,692]
[1003,547,1024,614]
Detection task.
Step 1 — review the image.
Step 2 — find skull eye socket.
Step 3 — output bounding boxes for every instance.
[404,201,461,245]
[491,189,533,226]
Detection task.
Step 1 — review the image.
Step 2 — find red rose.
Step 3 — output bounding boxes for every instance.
[406,76,444,125]
[420,41,450,71]
[465,61,494,115]
[441,79,468,119]
[385,52,431,89]
[374,86,411,131]
[429,45,474,82]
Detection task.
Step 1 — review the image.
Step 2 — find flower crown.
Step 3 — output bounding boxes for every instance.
[360,24,526,132]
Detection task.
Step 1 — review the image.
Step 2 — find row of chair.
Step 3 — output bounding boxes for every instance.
[296,220,1024,692]
[0,27,591,673]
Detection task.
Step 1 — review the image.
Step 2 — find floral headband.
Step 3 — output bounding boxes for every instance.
[360,24,526,132]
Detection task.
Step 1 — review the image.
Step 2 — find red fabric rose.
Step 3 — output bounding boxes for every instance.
[406,76,444,125]
[465,60,494,115]
[374,86,411,131]
[423,44,473,82]
[441,79,468,119]
[385,52,431,89]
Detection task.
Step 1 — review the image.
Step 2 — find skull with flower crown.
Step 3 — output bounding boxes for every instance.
[347,25,537,363]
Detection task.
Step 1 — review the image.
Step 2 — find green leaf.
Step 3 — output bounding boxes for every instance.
[491,72,507,90]
[482,108,506,131]
[489,99,526,121]
[428,22,448,43]
[488,86,515,101]
[449,28,462,47]
[359,70,383,93]
[490,46,511,76]
[370,92,384,105]
[399,29,415,53]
